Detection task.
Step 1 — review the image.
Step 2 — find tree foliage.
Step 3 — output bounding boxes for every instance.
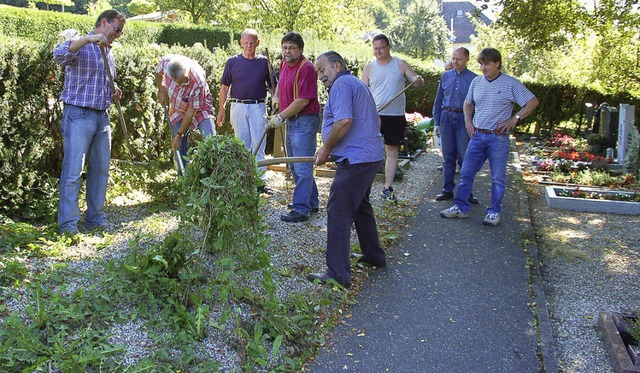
[476,0,640,95]
[387,0,449,59]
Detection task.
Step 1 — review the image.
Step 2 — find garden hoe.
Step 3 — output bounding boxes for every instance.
[99,46,132,159]
[164,106,185,176]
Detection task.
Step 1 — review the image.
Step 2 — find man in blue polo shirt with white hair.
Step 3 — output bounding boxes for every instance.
[308,50,386,288]
[440,48,538,226]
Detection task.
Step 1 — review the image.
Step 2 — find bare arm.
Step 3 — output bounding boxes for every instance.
[463,100,475,137]
[279,98,310,119]
[217,84,229,127]
[315,118,353,165]
[361,63,372,86]
[399,59,424,87]
[155,69,168,106]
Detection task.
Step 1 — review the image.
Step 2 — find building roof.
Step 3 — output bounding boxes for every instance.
[440,1,493,43]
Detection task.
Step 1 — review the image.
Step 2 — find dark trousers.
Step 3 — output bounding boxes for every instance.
[326,160,385,283]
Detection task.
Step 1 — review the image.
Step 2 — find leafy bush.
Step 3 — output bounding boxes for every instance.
[587,133,608,155]
[176,136,269,268]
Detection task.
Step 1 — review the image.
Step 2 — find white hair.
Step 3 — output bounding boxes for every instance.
[57,28,79,42]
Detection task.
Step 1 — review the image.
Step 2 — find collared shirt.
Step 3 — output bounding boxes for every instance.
[433,68,477,126]
[465,73,536,131]
[277,56,320,115]
[53,32,115,111]
[322,71,384,164]
[155,55,214,127]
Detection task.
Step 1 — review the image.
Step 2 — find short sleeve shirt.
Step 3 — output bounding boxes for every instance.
[155,55,214,127]
[322,71,384,164]
[465,73,536,130]
[277,56,320,115]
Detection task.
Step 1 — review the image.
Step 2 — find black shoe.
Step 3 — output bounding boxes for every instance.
[435,192,454,201]
[468,195,480,204]
[306,272,350,289]
[280,210,309,223]
[350,253,386,268]
[288,204,319,213]
[257,185,272,194]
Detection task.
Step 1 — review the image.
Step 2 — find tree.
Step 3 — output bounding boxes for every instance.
[476,0,640,95]
[216,0,375,42]
[155,0,224,24]
[387,0,450,59]
[128,0,156,15]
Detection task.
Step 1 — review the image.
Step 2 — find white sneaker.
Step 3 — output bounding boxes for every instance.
[440,205,468,219]
[483,213,501,226]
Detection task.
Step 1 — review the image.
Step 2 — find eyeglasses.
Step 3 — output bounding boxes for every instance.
[108,21,122,34]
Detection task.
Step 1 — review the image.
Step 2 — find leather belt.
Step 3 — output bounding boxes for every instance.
[229,98,265,104]
[474,127,508,136]
[444,107,463,113]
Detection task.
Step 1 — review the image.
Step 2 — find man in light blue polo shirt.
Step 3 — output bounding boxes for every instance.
[308,51,386,288]
[440,48,538,226]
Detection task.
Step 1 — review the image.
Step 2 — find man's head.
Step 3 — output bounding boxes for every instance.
[281,32,304,64]
[451,47,470,73]
[372,34,392,61]
[240,29,260,57]
[167,56,191,86]
[95,9,126,44]
[315,51,347,89]
[477,48,502,80]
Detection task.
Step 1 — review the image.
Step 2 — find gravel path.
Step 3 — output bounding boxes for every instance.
[3,143,638,372]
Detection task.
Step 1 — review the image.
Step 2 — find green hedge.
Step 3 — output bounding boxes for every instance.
[0,5,239,48]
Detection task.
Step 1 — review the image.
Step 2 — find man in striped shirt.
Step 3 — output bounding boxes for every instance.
[54,9,126,235]
[155,54,216,166]
[440,48,538,226]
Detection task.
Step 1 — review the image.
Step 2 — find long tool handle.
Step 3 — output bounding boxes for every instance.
[253,126,269,156]
[257,156,315,167]
[164,106,185,175]
[377,80,416,113]
[100,46,132,158]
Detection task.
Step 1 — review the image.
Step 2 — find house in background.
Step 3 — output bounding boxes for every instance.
[439,0,494,48]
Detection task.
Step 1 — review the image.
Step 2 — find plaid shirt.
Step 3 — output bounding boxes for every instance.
[155,55,214,127]
[53,32,115,111]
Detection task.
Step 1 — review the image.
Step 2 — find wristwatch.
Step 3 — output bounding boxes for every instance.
[274,114,284,125]
[515,114,521,123]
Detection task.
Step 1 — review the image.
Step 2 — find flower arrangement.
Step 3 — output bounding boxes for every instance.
[555,186,640,202]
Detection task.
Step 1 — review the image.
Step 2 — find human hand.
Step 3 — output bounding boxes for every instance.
[434,126,440,137]
[172,132,183,150]
[216,111,226,127]
[314,146,330,166]
[268,114,284,129]
[271,97,280,112]
[412,75,424,87]
[157,88,168,106]
[112,85,122,101]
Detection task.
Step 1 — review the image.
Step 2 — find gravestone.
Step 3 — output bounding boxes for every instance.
[618,104,636,162]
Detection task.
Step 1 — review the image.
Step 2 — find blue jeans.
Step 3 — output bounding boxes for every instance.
[440,111,470,193]
[170,118,216,166]
[58,104,111,232]
[230,102,268,178]
[285,114,320,215]
[454,132,510,214]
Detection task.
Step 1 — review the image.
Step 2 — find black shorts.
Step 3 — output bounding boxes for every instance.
[380,115,406,145]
